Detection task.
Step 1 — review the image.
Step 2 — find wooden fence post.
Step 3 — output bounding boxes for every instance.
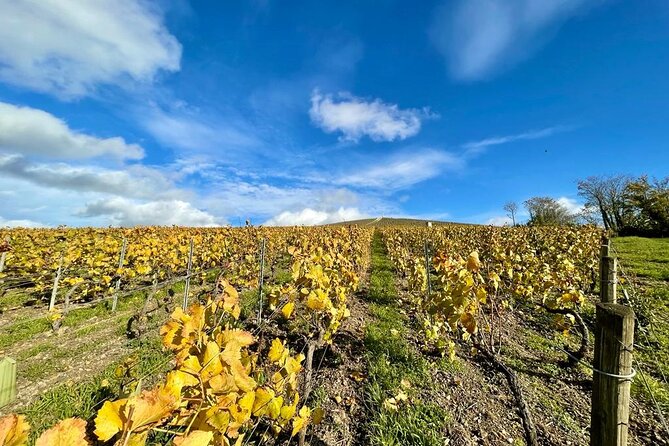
[48,254,64,311]
[0,357,17,408]
[591,302,635,446]
[600,237,617,303]
[183,238,194,310]
[112,238,127,312]
[257,238,266,324]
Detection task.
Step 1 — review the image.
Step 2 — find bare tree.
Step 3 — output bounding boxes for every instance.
[524,197,576,226]
[577,175,632,232]
[503,202,518,226]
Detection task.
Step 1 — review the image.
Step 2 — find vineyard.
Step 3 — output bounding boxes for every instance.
[0,222,667,445]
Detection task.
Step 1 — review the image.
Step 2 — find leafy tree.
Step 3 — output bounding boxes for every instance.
[623,176,669,236]
[524,197,576,226]
[503,202,518,226]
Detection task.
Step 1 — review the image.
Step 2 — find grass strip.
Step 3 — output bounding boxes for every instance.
[364,232,449,446]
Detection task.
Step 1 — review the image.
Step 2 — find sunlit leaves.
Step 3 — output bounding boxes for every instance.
[0,225,377,444]
[381,224,602,359]
[0,415,29,446]
[35,418,89,446]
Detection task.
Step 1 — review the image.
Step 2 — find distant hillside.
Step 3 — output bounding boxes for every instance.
[327,217,469,227]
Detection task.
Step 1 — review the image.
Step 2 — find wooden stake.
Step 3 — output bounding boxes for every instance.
[112,238,127,312]
[600,256,617,304]
[599,236,617,303]
[183,238,194,310]
[591,302,635,446]
[48,254,64,311]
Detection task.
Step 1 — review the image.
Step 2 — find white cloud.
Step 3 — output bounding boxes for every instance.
[336,150,461,189]
[462,126,567,154]
[0,102,144,160]
[556,196,585,215]
[264,207,367,226]
[309,91,430,142]
[0,155,181,201]
[77,198,220,227]
[0,0,181,97]
[0,216,47,228]
[486,215,513,226]
[431,0,597,81]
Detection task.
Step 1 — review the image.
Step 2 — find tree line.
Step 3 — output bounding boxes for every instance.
[502,175,669,237]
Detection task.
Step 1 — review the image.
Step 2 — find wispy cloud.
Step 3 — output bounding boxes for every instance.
[309,90,433,143]
[0,0,181,98]
[335,150,461,190]
[462,126,570,154]
[141,104,261,155]
[430,0,600,81]
[0,102,144,160]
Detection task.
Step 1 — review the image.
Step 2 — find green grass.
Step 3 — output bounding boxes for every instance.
[0,316,51,350]
[0,286,165,351]
[0,290,35,310]
[613,236,669,281]
[22,338,171,440]
[611,236,669,412]
[364,231,449,446]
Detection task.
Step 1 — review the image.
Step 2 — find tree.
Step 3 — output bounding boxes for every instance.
[524,197,577,226]
[623,176,669,237]
[503,202,518,226]
[577,175,632,233]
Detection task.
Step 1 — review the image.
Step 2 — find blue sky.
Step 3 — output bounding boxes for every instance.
[0,0,667,227]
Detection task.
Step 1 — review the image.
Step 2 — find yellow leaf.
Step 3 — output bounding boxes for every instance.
[305,291,327,311]
[94,399,126,441]
[349,371,365,382]
[36,418,89,446]
[281,302,295,319]
[284,354,304,375]
[291,407,311,437]
[383,397,398,411]
[0,415,30,446]
[252,387,275,417]
[268,339,288,364]
[126,432,148,446]
[174,431,214,446]
[476,287,487,304]
[234,391,256,422]
[280,395,299,421]
[202,341,224,379]
[466,251,481,272]
[395,391,408,403]
[165,370,198,397]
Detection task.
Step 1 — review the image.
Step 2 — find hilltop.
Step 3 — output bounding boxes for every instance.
[327,216,471,227]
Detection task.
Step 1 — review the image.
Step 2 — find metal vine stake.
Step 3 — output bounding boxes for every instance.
[257,237,267,324]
